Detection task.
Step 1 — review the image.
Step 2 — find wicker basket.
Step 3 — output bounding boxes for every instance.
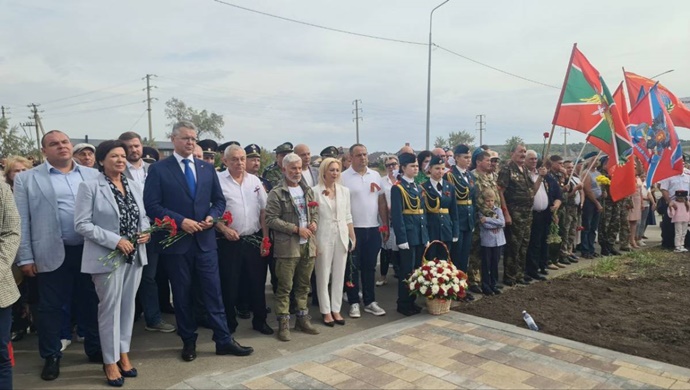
[426,298,451,315]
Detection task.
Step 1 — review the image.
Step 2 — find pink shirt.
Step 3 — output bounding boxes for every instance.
[668,200,690,223]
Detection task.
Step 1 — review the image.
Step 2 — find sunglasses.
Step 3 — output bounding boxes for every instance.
[385,163,399,168]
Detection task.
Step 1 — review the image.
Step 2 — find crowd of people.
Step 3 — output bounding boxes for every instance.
[0,122,689,388]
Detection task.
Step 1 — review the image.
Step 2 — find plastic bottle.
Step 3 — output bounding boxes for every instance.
[522,310,539,331]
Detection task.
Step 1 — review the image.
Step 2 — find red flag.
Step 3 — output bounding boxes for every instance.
[614,82,648,171]
[624,71,690,129]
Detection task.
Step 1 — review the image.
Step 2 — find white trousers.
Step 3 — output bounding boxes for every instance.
[315,226,348,315]
[92,263,143,364]
[675,222,689,248]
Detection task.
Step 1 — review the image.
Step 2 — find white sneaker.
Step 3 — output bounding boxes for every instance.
[639,240,646,246]
[349,303,361,318]
[674,247,684,253]
[364,302,386,316]
[682,247,689,252]
[60,339,71,352]
[375,276,387,286]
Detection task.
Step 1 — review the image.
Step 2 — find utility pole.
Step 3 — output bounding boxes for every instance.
[1,106,8,120]
[352,99,363,143]
[561,127,570,157]
[475,114,485,146]
[28,104,45,158]
[144,74,157,141]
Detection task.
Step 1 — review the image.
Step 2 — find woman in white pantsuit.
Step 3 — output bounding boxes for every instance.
[75,140,150,387]
[312,157,356,326]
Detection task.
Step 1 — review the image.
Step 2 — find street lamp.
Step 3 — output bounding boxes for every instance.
[650,69,674,79]
[425,0,450,150]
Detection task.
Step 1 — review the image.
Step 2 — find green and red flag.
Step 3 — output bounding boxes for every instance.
[552,44,635,201]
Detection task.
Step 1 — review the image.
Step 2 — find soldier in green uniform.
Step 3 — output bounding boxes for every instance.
[467,151,500,292]
[557,160,583,267]
[263,142,293,188]
[390,153,428,316]
[618,196,634,251]
[596,157,621,256]
[497,144,543,286]
[444,145,476,299]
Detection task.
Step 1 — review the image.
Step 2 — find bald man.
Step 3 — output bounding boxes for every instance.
[294,144,319,187]
[399,145,414,155]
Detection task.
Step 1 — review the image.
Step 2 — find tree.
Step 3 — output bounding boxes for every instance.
[259,147,274,176]
[0,119,39,159]
[435,130,475,149]
[164,98,224,140]
[503,136,525,159]
[433,136,447,149]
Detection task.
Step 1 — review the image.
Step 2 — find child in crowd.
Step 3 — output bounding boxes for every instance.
[477,192,505,295]
[668,190,690,253]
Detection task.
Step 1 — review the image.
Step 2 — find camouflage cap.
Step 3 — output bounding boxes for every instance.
[274,142,294,154]
[320,146,339,159]
[244,143,261,158]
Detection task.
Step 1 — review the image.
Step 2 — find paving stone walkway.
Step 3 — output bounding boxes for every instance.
[172,311,690,390]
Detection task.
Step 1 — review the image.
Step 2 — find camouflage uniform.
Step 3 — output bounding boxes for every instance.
[560,176,580,258]
[262,163,283,189]
[618,196,633,250]
[497,161,534,284]
[468,170,501,286]
[598,186,620,252]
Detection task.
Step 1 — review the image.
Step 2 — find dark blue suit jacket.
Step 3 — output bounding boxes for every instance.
[421,179,459,242]
[444,167,476,232]
[390,179,429,247]
[144,155,226,254]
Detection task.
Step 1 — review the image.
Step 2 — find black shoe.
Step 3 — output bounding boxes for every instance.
[527,273,546,281]
[592,252,602,258]
[523,276,533,282]
[41,356,60,381]
[568,258,579,263]
[413,303,423,313]
[538,269,548,275]
[334,317,346,326]
[322,315,335,327]
[517,279,531,285]
[116,362,138,378]
[491,287,502,295]
[88,353,104,364]
[463,292,475,301]
[237,310,251,319]
[396,306,418,316]
[559,259,572,265]
[495,284,504,290]
[103,364,124,387]
[503,280,516,287]
[216,339,254,356]
[482,289,494,296]
[181,341,196,362]
[469,285,482,294]
[253,322,275,335]
[568,254,579,260]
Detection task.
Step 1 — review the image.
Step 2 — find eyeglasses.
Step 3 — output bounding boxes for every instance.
[385,163,398,168]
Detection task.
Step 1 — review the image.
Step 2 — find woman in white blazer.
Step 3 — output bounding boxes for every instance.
[75,140,150,387]
[312,157,356,326]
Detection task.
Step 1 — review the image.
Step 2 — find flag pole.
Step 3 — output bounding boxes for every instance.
[542,123,556,163]
[547,42,578,165]
[567,140,589,183]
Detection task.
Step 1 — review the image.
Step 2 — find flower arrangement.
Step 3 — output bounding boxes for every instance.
[160,211,233,248]
[405,259,468,301]
[595,175,611,187]
[546,210,562,244]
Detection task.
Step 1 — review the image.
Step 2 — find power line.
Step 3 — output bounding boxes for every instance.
[43,89,142,110]
[46,101,145,118]
[211,0,427,46]
[40,78,141,105]
[434,44,560,89]
[128,110,148,132]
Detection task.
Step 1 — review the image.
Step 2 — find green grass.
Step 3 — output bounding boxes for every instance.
[576,247,667,278]
[577,255,620,277]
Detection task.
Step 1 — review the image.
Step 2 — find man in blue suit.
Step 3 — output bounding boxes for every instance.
[144,121,253,361]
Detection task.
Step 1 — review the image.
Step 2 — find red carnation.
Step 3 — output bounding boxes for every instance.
[438,277,445,284]
[378,225,389,233]
[307,201,319,208]
[543,132,550,139]
[345,281,355,288]
[222,211,233,226]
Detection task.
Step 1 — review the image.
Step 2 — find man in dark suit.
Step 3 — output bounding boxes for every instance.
[144,121,252,361]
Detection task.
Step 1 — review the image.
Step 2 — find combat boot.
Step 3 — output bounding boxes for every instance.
[277,316,291,342]
[295,312,320,335]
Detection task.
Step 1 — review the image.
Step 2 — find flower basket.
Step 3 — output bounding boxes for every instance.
[405,241,468,315]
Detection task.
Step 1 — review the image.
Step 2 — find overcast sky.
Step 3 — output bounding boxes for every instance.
[1,0,689,153]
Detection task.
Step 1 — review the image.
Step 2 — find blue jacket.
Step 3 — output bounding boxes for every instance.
[390,179,429,247]
[444,166,476,232]
[421,179,459,242]
[144,156,226,254]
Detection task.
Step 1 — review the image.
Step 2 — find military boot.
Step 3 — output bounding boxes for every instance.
[295,313,320,335]
[277,316,291,342]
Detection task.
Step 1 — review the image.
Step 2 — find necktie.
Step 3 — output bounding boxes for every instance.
[436,182,443,191]
[182,159,196,197]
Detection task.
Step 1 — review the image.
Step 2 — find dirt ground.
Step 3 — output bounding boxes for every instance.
[456,248,690,369]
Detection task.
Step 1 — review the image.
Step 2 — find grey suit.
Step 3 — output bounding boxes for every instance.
[75,175,149,364]
[13,162,102,360]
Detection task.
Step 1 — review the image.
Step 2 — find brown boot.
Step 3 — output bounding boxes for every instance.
[295,314,320,335]
[277,316,291,342]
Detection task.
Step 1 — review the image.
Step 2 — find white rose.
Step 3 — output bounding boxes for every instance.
[427,261,436,267]
[422,269,428,275]
[453,277,459,283]
[409,282,416,291]
[417,276,424,283]
[453,284,460,292]
[443,268,451,275]
[420,285,428,295]
[460,280,468,289]
[431,277,438,285]
[431,285,440,295]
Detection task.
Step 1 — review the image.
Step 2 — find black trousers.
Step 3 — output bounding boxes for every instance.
[526,210,550,276]
[217,235,268,332]
[660,213,675,249]
[480,246,500,292]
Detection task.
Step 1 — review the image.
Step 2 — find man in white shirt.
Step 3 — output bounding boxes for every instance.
[294,144,319,187]
[525,152,559,281]
[216,145,273,336]
[341,144,389,318]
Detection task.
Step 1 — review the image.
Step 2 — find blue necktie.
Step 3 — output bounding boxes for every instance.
[182,159,196,197]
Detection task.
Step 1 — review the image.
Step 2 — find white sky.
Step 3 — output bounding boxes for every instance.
[1,0,688,153]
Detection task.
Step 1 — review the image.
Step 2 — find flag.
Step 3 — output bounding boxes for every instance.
[624,71,690,128]
[615,82,649,171]
[628,84,684,187]
[553,45,635,201]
